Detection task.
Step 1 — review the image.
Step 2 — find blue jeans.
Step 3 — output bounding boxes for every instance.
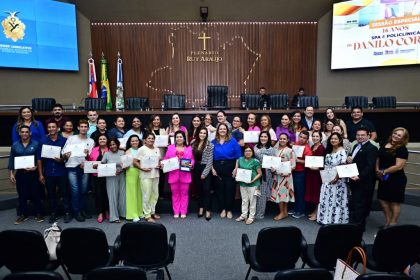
[67,167,89,215]
[292,171,306,215]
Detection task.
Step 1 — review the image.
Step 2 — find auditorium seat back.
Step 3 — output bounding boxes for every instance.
[344,96,368,109]
[85,98,106,111]
[32,98,56,111]
[164,94,185,110]
[207,86,228,109]
[270,94,288,109]
[372,96,396,108]
[240,93,260,109]
[298,96,319,109]
[126,97,149,110]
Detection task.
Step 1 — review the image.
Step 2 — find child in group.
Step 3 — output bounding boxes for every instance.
[101,138,126,223]
[234,145,262,225]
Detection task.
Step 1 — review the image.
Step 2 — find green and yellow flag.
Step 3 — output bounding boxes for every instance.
[100,53,112,111]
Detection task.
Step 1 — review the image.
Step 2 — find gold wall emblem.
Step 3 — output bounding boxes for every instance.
[2,11,26,42]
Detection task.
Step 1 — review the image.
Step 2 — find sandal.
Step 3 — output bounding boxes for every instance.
[145,217,156,223]
[152,214,161,220]
[236,216,246,222]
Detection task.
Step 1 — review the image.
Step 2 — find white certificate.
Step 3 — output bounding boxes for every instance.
[14,155,35,169]
[275,161,292,174]
[84,161,101,174]
[305,156,324,168]
[41,145,61,159]
[154,135,169,147]
[170,136,175,145]
[65,143,86,157]
[120,154,134,168]
[292,145,304,158]
[97,163,117,177]
[336,163,359,178]
[320,168,337,184]
[235,168,252,183]
[161,157,180,173]
[262,156,281,169]
[243,131,260,143]
[140,156,160,169]
[118,137,129,149]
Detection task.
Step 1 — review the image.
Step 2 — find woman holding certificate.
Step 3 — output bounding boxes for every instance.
[212,124,242,219]
[166,113,188,145]
[253,131,276,219]
[164,131,194,218]
[233,146,262,225]
[317,132,349,225]
[192,127,214,220]
[136,132,161,222]
[147,114,167,199]
[101,138,126,223]
[87,135,109,223]
[304,131,326,221]
[271,133,296,221]
[125,135,143,222]
[376,127,409,226]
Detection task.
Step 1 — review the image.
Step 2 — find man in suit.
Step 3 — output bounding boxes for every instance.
[301,106,314,130]
[347,126,378,231]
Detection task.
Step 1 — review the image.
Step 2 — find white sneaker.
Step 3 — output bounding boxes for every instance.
[133,217,140,222]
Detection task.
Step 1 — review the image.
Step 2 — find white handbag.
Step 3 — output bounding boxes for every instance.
[334,246,367,280]
[44,222,62,261]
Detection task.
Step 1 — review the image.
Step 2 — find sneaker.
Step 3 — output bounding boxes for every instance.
[35,215,45,223]
[288,210,295,215]
[75,213,85,222]
[133,217,140,222]
[226,211,233,219]
[292,213,305,219]
[64,213,72,223]
[180,214,187,219]
[48,213,57,224]
[81,211,92,219]
[14,215,28,225]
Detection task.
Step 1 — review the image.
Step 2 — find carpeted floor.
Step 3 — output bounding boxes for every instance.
[0,204,419,280]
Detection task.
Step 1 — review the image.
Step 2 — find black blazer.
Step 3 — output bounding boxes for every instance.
[349,141,378,189]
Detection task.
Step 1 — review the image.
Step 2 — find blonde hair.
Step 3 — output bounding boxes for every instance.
[387,127,409,155]
[215,123,232,142]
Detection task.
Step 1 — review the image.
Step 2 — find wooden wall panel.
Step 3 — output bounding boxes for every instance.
[91,22,317,109]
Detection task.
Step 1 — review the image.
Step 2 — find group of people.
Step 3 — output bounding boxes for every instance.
[8,103,410,231]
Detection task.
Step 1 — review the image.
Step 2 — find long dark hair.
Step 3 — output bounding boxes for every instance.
[188,115,203,138]
[16,106,38,132]
[147,114,161,132]
[325,132,343,154]
[126,134,142,150]
[174,130,187,146]
[192,127,209,157]
[256,131,272,149]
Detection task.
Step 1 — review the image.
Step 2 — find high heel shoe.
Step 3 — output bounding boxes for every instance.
[205,212,212,221]
[198,208,204,218]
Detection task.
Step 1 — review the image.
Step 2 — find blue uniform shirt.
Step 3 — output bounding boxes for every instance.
[8,139,41,170]
[41,135,67,177]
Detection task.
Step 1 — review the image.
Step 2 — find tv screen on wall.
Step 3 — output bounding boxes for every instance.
[0,0,79,71]
[331,0,420,69]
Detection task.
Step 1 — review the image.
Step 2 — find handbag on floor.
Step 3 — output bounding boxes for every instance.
[334,246,367,280]
[44,222,62,260]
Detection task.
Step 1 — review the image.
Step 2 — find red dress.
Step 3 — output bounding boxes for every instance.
[304,144,326,204]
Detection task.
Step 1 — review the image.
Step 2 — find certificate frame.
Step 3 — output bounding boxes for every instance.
[336,163,359,178]
[320,168,338,184]
[305,156,324,168]
[120,154,134,168]
[243,131,260,143]
[275,161,292,174]
[161,157,180,173]
[14,155,35,169]
[140,156,160,169]
[154,135,169,148]
[261,156,281,169]
[84,161,101,174]
[97,163,117,177]
[235,168,252,183]
[292,145,304,158]
[41,145,61,159]
[65,143,86,157]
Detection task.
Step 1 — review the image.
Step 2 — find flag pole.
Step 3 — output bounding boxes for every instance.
[116,51,125,111]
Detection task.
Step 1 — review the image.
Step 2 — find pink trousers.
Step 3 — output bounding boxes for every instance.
[170,183,189,215]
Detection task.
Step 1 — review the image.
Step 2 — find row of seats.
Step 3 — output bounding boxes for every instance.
[0,222,175,280]
[31,94,397,111]
[0,223,419,280]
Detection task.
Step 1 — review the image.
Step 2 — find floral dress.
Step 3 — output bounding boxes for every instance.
[270,146,296,203]
[317,149,349,224]
[254,146,276,219]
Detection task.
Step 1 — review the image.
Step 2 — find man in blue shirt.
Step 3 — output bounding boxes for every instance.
[39,121,71,223]
[8,125,44,225]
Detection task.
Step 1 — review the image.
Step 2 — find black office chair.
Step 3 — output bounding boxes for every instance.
[302,224,364,270]
[297,96,319,108]
[365,225,420,273]
[207,85,228,109]
[270,94,288,109]
[274,268,333,280]
[85,266,149,280]
[126,97,149,110]
[32,98,56,111]
[114,222,176,280]
[85,98,106,111]
[242,226,307,280]
[355,273,415,280]
[163,94,185,110]
[240,93,260,109]
[344,96,368,109]
[56,227,113,280]
[4,271,64,280]
[372,96,396,108]
[0,229,59,272]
